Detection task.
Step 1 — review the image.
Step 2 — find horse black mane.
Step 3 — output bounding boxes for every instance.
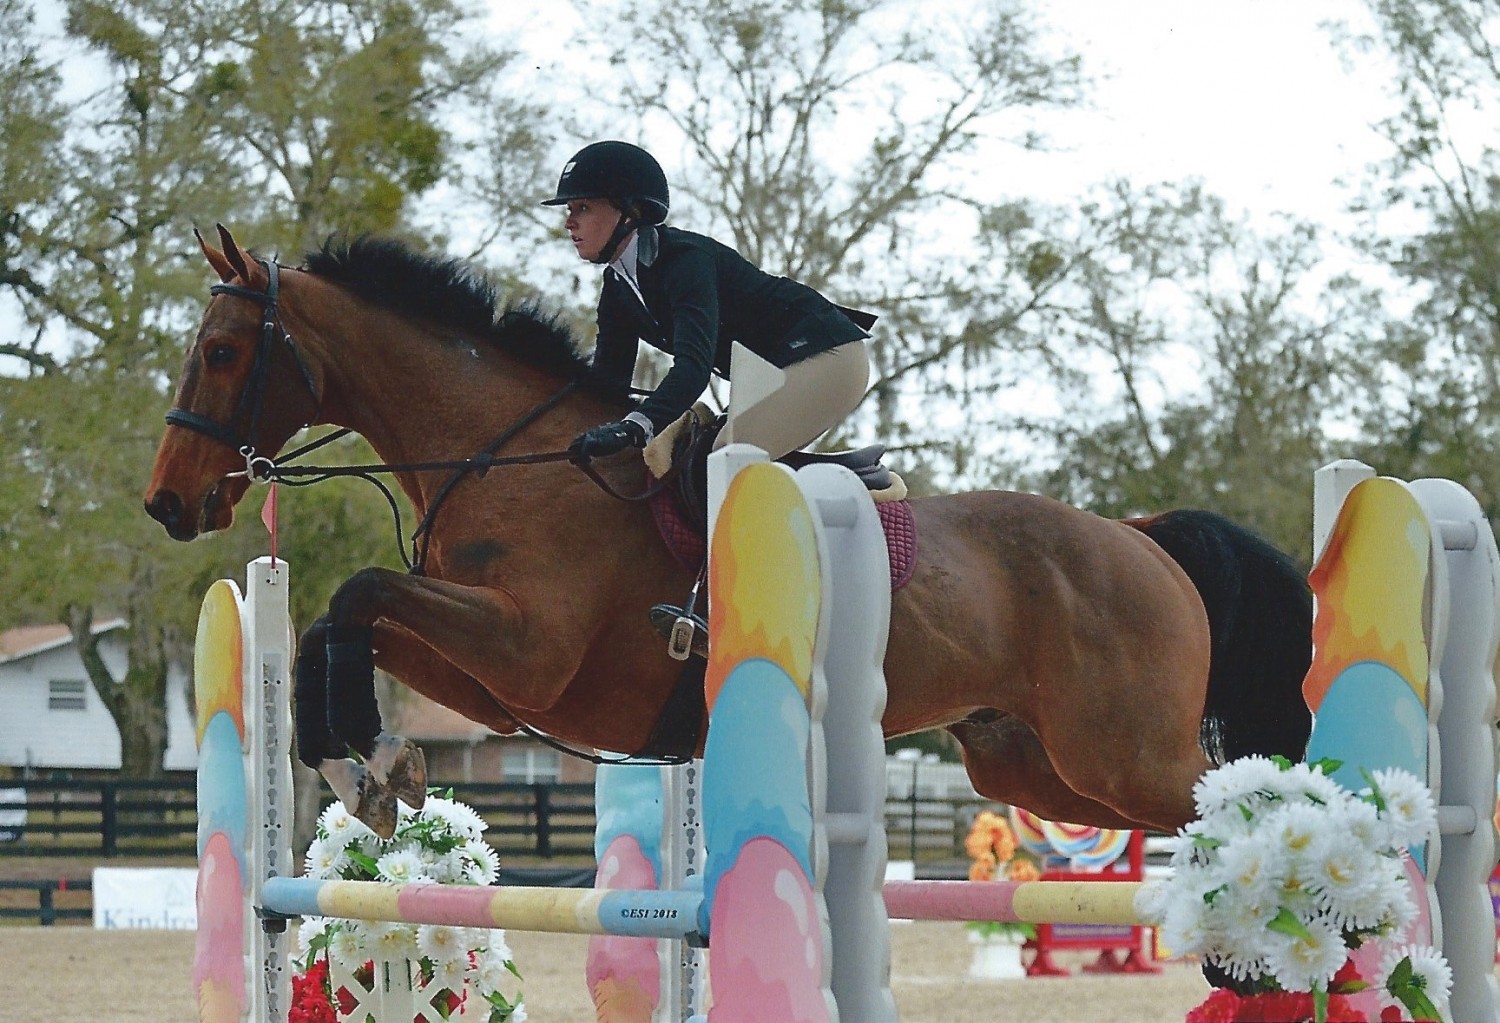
[300,236,605,388]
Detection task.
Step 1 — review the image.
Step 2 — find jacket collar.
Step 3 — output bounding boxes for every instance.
[637,224,659,267]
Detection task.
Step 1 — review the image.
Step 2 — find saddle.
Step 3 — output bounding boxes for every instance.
[643,404,908,660]
[644,403,907,529]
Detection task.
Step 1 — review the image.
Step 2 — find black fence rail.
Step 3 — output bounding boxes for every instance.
[0,780,601,859]
[885,795,988,866]
[0,779,996,864]
[0,780,197,856]
[439,783,597,859]
[0,878,93,925]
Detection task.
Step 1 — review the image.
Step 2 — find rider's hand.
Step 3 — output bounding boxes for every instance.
[569,419,647,459]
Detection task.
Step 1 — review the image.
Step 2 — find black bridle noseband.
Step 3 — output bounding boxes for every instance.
[165,258,321,480]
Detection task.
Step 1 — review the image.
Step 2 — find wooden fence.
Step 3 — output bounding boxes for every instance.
[0,878,92,924]
[0,780,599,859]
[0,779,995,866]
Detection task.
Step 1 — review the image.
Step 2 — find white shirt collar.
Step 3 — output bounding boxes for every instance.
[609,232,640,283]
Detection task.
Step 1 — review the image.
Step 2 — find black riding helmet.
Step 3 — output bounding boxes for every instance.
[541,141,670,224]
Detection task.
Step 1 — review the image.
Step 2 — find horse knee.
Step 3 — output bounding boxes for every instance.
[297,617,329,666]
[327,567,395,625]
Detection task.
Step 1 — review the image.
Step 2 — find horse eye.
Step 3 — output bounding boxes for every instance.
[206,344,237,367]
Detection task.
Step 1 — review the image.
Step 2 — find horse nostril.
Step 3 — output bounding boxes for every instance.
[145,490,183,530]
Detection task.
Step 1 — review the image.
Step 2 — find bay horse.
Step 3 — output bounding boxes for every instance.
[144,226,1312,837]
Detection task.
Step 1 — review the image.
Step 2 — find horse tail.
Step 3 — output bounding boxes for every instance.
[1127,509,1313,765]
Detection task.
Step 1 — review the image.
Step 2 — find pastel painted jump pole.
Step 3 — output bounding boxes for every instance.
[262,877,703,939]
[882,879,1145,926]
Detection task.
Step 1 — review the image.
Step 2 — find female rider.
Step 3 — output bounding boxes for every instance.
[544,140,874,461]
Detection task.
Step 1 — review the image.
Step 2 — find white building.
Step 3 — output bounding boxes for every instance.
[0,620,197,774]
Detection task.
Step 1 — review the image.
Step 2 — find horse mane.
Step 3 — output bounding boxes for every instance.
[300,236,609,390]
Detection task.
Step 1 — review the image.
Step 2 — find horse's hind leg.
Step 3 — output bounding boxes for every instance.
[947,712,1161,831]
[294,616,400,838]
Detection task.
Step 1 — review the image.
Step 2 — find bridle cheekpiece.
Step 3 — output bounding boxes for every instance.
[164,258,320,480]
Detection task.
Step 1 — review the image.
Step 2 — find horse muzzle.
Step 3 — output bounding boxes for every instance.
[144,488,200,541]
[144,476,245,540]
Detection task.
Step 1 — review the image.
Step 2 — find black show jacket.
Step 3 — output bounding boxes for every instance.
[589,226,871,434]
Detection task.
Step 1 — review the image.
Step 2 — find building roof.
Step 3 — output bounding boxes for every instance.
[0,618,128,664]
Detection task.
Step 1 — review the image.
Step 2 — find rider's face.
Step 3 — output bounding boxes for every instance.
[564,199,623,263]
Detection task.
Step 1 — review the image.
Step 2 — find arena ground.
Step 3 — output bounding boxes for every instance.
[0,921,1216,1023]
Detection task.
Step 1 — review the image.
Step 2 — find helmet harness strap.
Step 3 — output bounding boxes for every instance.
[592,204,643,266]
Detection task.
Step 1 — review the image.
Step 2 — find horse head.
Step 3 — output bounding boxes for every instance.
[143,225,322,540]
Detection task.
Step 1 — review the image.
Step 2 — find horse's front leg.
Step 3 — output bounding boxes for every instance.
[327,566,579,709]
[293,615,406,839]
[295,614,528,838]
[312,567,576,833]
[374,621,524,736]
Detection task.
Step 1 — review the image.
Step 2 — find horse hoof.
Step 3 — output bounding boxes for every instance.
[356,774,398,840]
[383,739,427,810]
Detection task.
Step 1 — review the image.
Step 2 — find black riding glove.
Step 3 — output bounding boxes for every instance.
[569,419,647,459]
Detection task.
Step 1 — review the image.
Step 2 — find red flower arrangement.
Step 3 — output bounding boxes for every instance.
[290,956,464,1023]
[1186,961,1440,1023]
[1186,987,1366,1023]
[290,959,339,1023]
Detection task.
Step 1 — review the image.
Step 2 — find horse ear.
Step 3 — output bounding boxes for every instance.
[215,223,253,282]
[196,227,237,283]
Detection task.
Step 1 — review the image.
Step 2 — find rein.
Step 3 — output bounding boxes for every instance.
[246,399,673,574]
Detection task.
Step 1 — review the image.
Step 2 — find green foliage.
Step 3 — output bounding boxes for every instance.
[0,0,552,776]
[1011,181,1341,561]
[1337,0,1500,519]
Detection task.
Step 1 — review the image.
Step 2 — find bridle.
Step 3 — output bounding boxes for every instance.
[164,258,322,480]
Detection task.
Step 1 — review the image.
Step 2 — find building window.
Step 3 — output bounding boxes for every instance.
[501,747,561,784]
[48,679,87,711]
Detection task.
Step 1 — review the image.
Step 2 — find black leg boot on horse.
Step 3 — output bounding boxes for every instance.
[295,619,428,839]
[294,621,395,838]
[327,622,429,819]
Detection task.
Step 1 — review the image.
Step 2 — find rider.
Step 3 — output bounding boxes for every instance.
[543,140,875,462]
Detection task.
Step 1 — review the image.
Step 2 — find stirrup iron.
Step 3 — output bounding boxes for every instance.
[649,576,708,661]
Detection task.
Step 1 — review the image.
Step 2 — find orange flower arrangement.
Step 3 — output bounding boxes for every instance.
[964,809,1040,940]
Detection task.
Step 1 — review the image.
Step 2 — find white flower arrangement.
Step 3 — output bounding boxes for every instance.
[1135,757,1451,1023]
[295,793,526,1022]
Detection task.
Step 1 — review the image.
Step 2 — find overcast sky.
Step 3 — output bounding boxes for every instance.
[498,0,1394,229]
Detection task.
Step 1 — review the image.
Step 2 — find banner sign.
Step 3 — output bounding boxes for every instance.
[92,867,198,929]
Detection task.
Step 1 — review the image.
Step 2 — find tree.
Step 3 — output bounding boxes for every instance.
[566,0,1087,489]
[1338,0,1500,516]
[0,0,555,776]
[0,0,66,372]
[1025,182,1347,562]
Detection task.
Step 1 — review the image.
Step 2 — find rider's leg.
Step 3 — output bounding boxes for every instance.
[716,340,870,458]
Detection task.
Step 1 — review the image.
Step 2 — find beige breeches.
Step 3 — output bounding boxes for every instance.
[715,340,871,459]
